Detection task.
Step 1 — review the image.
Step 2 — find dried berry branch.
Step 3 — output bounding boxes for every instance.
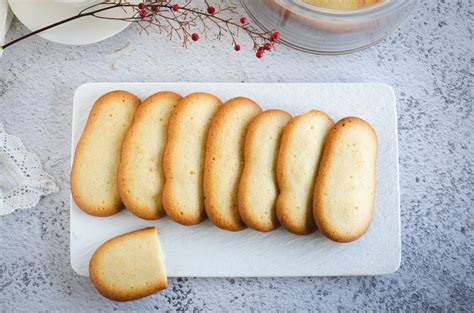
[1,0,280,58]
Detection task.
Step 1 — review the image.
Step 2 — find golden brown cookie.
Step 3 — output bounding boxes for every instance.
[89,227,168,302]
[117,91,182,220]
[163,92,222,225]
[276,110,334,235]
[313,117,378,243]
[238,109,291,232]
[303,0,378,10]
[71,90,140,217]
[203,97,262,231]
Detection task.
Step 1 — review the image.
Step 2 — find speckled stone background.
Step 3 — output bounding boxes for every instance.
[0,1,472,311]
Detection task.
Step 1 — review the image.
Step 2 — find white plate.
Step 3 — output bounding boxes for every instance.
[8,0,132,45]
[70,82,400,277]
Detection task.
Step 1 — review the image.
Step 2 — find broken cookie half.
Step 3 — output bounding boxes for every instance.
[89,227,167,302]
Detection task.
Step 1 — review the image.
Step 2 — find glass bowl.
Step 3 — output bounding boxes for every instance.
[241,0,416,55]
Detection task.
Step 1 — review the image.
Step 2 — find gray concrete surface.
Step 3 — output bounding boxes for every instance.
[0,1,472,311]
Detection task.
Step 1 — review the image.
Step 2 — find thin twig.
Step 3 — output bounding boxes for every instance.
[2,0,278,56]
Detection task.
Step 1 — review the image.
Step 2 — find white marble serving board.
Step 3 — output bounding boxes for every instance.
[70,83,400,277]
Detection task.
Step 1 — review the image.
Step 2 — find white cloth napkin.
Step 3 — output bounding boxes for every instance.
[0,0,13,56]
[0,123,58,215]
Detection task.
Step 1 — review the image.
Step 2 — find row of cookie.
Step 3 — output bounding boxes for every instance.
[71,90,377,243]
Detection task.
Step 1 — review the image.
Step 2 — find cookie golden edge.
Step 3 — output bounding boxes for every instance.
[89,227,168,302]
[275,110,335,235]
[238,109,291,232]
[71,90,140,217]
[162,92,223,225]
[203,97,263,232]
[117,91,183,220]
[313,116,378,243]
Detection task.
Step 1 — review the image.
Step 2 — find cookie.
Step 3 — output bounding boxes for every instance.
[71,90,140,217]
[203,97,262,231]
[89,227,167,302]
[313,117,378,243]
[303,0,378,10]
[117,92,182,220]
[238,109,291,232]
[276,110,334,235]
[163,92,222,225]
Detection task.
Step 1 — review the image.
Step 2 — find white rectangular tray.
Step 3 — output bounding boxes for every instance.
[70,83,400,277]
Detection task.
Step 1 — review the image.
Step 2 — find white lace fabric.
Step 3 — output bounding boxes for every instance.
[0,123,58,215]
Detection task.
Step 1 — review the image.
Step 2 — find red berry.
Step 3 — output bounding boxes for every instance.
[138,2,145,10]
[207,6,216,14]
[151,5,159,12]
[256,49,264,59]
[191,33,200,41]
[264,43,272,51]
[234,44,241,51]
[139,9,148,17]
[172,4,179,11]
[270,32,280,42]
[240,16,247,24]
